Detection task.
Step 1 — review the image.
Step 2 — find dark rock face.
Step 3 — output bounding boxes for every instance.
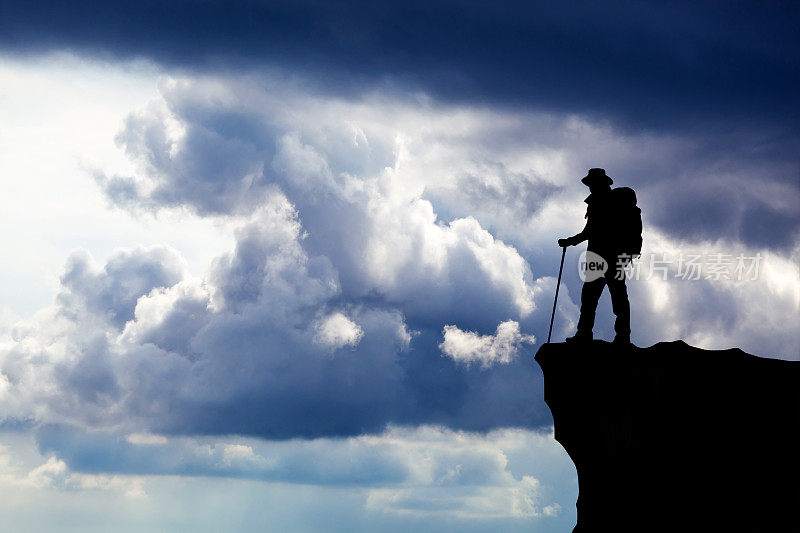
[535,340,799,532]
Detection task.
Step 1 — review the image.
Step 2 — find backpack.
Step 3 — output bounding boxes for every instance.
[611,187,643,257]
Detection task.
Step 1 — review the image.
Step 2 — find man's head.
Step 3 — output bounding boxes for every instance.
[581,168,613,194]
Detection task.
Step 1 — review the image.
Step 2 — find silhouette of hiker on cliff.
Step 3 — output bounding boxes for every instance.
[558,168,642,345]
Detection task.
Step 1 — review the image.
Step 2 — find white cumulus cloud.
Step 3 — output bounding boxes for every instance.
[440,320,536,368]
[314,312,364,349]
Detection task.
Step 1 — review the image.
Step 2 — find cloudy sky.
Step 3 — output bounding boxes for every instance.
[0,1,798,531]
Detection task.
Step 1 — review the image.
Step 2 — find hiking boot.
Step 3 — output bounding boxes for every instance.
[613,334,631,346]
[565,332,592,344]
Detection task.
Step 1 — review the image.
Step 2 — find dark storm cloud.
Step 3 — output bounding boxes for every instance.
[2,1,798,131]
[652,190,800,251]
[110,76,798,253]
[1,7,797,444]
[740,204,799,250]
[6,1,799,250]
[1,184,556,438]
[641,155,800,252]
[89,75,796,354]
[57,247,186,328]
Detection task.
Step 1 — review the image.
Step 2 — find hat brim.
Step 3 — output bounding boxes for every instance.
[581,174,613,186]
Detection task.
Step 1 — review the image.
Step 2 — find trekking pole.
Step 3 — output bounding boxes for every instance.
[547,246,567,343]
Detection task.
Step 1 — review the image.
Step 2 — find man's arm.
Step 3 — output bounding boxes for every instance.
[558,221,589,247]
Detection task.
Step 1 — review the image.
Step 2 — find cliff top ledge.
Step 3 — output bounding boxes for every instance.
[535,340,799,532]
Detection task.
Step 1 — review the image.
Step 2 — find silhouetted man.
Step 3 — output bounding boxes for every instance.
[558,168,641,345]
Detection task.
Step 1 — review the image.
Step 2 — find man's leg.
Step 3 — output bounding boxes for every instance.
[574,278,606,338]
[607,275,631,341]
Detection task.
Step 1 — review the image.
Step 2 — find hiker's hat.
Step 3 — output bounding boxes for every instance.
[581,168,613,186]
